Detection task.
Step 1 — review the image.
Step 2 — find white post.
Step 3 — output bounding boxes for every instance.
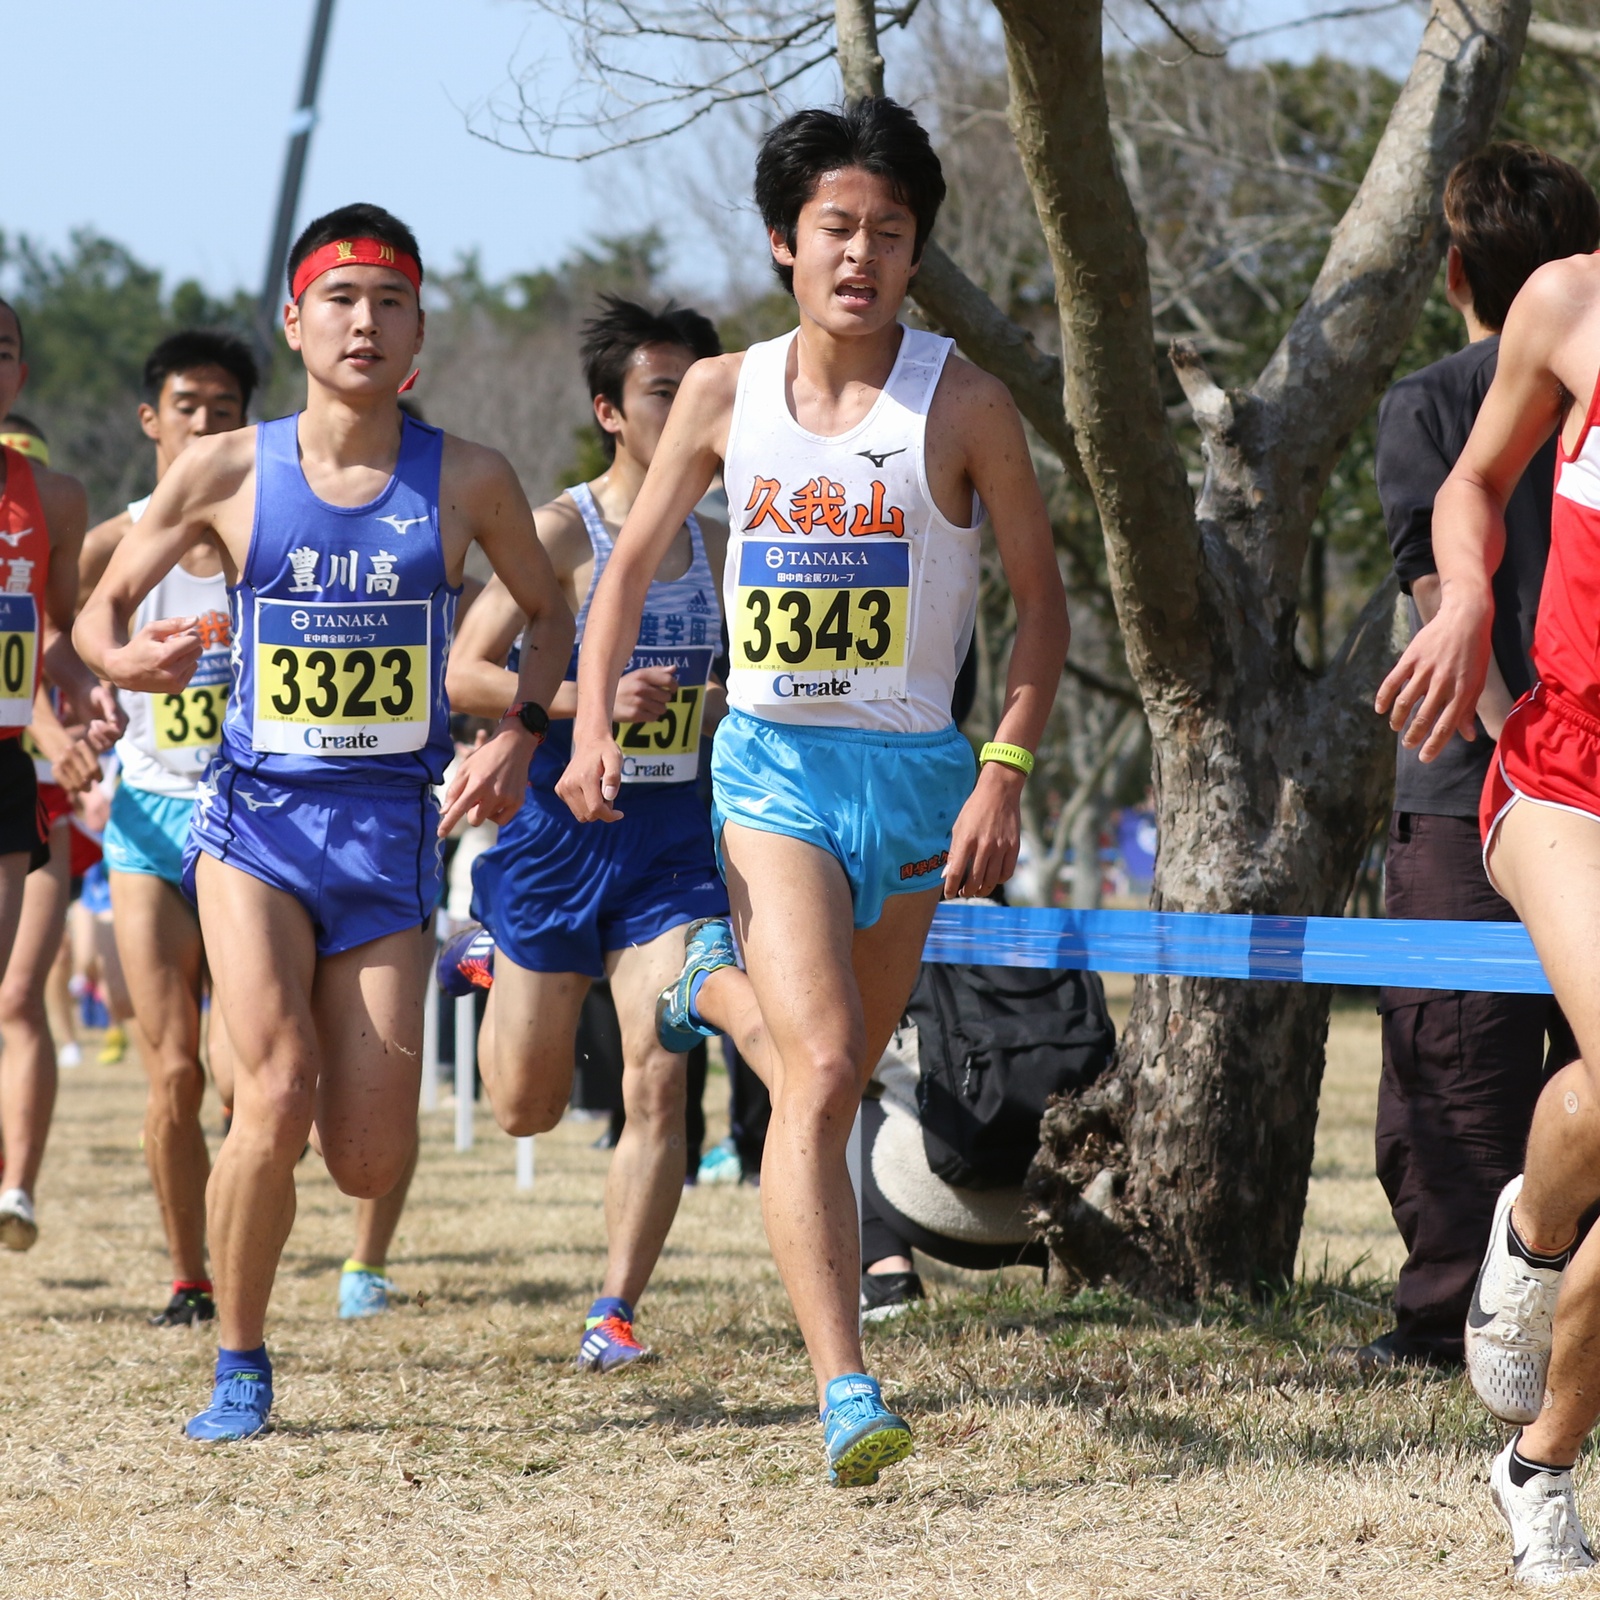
[515,1134,535,1191]
[420,977,439,1113]
[454,993,476,1151]
[846,1100,864,1331]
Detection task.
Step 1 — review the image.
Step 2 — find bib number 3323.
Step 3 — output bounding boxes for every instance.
[252,599,429,756]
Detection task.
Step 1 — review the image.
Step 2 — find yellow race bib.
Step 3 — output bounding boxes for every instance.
[0,593,37,727]
[612,646,714,784]
[155,681,230,751]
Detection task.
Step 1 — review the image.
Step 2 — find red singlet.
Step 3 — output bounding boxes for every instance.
[0,445,49,740]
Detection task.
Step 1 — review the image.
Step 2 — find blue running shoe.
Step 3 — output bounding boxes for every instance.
[655,917,737,1053]
[339,1263,395,1320]
[185,1370,273,1441]
[576,1297,654,1373]
[821,1373,913,1487]
[437,922,495,997]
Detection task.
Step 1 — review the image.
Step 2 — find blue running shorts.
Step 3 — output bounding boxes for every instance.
[711,710,976,929]
[103,783,194,890]
[182,763,444,957]
[471,784,728,980]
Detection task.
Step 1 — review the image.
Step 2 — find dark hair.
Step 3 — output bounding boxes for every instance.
[286,202,423,300]
[579,294,722,462]
[0,297,22,357]
[754,97,945,296]
[142,329,259,411]
[0,412,45,442]
[1445,143,1600,331]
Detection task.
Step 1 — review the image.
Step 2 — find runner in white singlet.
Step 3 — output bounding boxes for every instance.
[558,100,1069,1487]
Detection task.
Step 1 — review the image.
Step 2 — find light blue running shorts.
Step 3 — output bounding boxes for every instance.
[103,782,195,890]
[710,709,976,928]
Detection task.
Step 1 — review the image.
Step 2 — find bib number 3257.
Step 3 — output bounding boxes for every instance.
[252,599,430,756]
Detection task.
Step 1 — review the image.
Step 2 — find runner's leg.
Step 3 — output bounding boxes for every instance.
[349,1132,418,1271]
[721,822,939,1404]
[477,959,590,1135]
[0,853,26,979]
[0,822,70,1198]
[109,868,208,1283]
[1485,797,1600,1463]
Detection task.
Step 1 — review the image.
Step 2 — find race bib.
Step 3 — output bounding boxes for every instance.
[155,681,229,753]
[732,538,909,703]
[0,593,37,726]
[252,599,429,757]
[613,645,714,785]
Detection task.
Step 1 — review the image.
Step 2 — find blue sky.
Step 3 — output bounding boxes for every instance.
[4,2,1427,305]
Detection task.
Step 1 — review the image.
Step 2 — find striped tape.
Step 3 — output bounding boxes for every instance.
[923,905,1553,995]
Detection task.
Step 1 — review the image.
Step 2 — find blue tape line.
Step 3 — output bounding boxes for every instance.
[923,905,1553,995]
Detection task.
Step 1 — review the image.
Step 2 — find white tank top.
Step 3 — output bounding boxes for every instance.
[115,496,232,798]
[568,482,720,786]
[721,325,981,734]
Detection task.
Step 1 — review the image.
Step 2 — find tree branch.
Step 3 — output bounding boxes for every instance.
[1528,15,1600,61]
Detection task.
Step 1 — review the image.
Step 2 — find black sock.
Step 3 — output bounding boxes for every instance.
[1507,1216,1574,1272]
[1509,1434,1574,1487]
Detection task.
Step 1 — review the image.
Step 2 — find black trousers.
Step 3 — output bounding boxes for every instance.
[1378,811,1576,1360]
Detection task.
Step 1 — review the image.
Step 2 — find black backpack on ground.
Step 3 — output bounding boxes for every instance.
[907,962,1116,1190]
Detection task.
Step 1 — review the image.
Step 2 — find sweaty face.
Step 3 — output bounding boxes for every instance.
[0,308,25,419]
[773,167,919,337]
[599,342,697,470]
[285,264,423,396]
[142,365,246,474]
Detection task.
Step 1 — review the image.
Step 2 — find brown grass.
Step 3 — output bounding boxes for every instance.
[0,999,1533,1598]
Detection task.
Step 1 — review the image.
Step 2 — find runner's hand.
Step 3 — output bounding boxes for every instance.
[109,616,203,695]
[1375,590,1493,763]
[556,730,625,824]
[77,680,126,751]
[437,726,537,836]
[612,666,677,723]
[50,734,101,795]
[944,761,1024,900]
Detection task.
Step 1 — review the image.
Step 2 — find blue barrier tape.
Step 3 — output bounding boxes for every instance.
[923,905,1554,995]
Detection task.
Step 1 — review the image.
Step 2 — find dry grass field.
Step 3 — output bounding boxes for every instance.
[0,996,1537,1598]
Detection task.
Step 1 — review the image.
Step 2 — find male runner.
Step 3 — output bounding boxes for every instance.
[439,295,731,1370]
[1378,241,1600,1580]
[76,203,573,1439]
[558,100,1069,1486]
[0,299,122,1251]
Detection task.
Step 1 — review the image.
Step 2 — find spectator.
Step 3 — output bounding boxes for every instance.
[1361,143,1600,1369]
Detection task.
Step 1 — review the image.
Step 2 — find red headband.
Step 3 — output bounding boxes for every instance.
[290,238,422,302]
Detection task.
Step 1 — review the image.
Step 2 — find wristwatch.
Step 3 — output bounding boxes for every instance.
[502,701,550,740]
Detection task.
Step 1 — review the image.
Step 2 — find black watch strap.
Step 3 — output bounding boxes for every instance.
[506,700,549,737]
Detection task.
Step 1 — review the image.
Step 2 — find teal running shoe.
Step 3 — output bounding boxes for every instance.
[696,1139,741,1186]
[339,1264,395,1320]
[185,1370,273,1441]
[655,917,737,1053]
[821,1373,913,1487]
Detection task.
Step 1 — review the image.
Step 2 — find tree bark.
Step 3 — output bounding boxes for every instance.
[991,0,1527,1296]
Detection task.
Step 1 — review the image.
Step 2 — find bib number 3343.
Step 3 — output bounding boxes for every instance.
[252,599,429,756]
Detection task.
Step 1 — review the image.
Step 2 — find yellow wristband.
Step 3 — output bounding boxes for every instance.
[979,741,1035,777]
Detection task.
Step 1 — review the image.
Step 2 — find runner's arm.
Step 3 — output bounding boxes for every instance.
[559,357,735,822]
[26,683,99,794]
[943,375,1069,899]
[78,509,130,597]
[444,575,526,718]
[1377,263,1574,762]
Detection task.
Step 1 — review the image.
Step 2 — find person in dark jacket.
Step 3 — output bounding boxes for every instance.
[1361,143,1599,1370]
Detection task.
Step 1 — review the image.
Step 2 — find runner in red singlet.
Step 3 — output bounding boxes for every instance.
[0,297,123,1250]
[1380,247,1600,1582]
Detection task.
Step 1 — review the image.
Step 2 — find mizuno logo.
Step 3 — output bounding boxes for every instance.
[238,791,287,812]
[856,447,905,470]
[377,514,429,537]
[0,528,30,548]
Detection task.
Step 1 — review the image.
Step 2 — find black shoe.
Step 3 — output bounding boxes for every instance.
[1334,1328,1459,1372]
[860,1270,925,1324]
[149,1288,216,1328]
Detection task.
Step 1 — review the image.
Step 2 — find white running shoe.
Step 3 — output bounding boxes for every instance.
[57,1041,81,1070]
[1492,1439,1595,1586]
[1467,1176,1565,1424]
[0,1188,38,1252]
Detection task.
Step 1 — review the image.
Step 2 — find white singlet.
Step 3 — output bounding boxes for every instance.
[115,496,232,798]
[720,324,981,734]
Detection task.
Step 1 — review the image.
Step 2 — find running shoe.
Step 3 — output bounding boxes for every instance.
[1490,1438,1595,1586]
[861,1270,926,1325]
[696,1139,741,1185]
[655,917,737,1053]
[1468,1176,1566,1424]
[184,1370,273,1441]
[822,1373,914,1487]
[437,922,495,997]
[57,1041,81,1070]
[339,1265,395,1320]
[150,1288,216,1328]
[576,1297,653,1372]
[98,1023,127,1066]
[0,1188,38,1252]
